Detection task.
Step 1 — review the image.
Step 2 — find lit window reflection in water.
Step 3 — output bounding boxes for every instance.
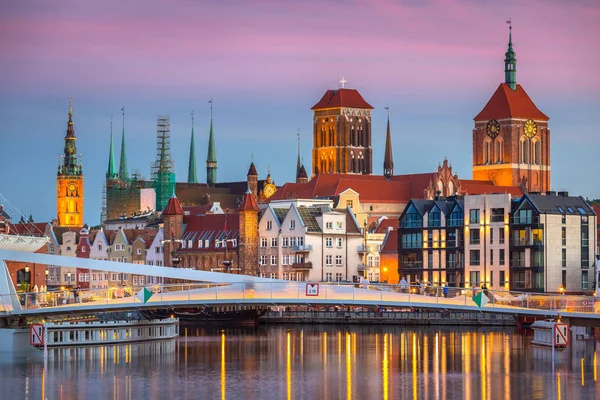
[0,326,598,399]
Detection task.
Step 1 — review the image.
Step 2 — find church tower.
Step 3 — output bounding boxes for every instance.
[311,82,374,176]
[237,189,259,275]
[57,99,84,227]
[472,26,550,192]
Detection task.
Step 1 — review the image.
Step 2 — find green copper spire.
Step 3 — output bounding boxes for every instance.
[118,107,129,181]
[206,99,217,186]
[504,23,517,90]
[188,110,198,183]
[107,116,117,180]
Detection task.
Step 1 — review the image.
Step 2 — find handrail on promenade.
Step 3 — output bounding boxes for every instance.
[0,282,597,316]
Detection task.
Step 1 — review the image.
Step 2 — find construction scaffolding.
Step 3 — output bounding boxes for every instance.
[151,115,176,212]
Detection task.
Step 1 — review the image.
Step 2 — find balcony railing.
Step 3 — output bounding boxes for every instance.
[291,262,313,270]
[511,216,540,225]
[511,238,544,247]
[357,245,374,253]
[446,261,464,269]
[401,261,423,269]
[291,245,313,252]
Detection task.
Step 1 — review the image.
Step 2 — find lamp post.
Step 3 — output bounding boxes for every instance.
[67,271,72,288]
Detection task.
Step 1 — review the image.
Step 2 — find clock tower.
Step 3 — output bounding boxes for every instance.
[57,99,84,227]
[472,26,550,193]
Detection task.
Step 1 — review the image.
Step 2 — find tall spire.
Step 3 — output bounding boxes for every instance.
[107,116,117,180]
[118,107,129,181]
[59,97,80,176]
[188,110,198,183]
[206,99,217,186]
[383,107,394,180]
[296,130,301,177]
[504,21,517,90]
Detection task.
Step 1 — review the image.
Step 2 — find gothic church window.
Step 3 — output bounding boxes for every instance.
[494,137,504,163]
[519,137,530,164]
[483,138,492,164]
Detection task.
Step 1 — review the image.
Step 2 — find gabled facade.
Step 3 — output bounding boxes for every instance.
[259,200,363,282]
[398,198,465,287]
[108,228,132,287]
[145,228,164,285]
[76,228,91,288]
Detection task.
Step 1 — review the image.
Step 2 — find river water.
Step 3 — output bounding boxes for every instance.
[1,325,598,399]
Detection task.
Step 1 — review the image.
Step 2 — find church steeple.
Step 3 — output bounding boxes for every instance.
[383,107,394,180]
[118,107,129,181]
[59,98,81,176]
[504,23,517,90]
[106,117,117,180]
[296,130,301,177]
[206,99,217,186]
[188,111,198,183]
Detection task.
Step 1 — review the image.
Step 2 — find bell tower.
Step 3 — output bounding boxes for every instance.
[311,81,374,176]
[472,25,550,192]
[57,98,84,227]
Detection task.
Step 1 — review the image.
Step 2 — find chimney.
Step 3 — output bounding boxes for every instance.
[557,191,569,197]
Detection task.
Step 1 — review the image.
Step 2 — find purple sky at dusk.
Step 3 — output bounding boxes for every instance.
[1,0,599,225]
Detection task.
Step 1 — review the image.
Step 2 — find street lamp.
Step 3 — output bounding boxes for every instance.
[67,271,72,288]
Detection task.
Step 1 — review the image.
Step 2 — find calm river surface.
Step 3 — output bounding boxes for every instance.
[1,325,598,399]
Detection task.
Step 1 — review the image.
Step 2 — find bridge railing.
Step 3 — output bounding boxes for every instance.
[0,282,597,315]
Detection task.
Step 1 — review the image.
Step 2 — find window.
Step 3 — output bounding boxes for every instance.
[562,249,567,268]
[139,276,145,285]
[491,208,504,222]
[336,221,343,229]
[283,273,288,281]
[260,255,267,265]
[137,248,142,255]
[448,210,463,227]
[562,270,567,290]
[111,273,117,281]
[261,238,267,247]
[266,221,273,230]
[133,276,138,285]
[335,273,343,282]
[326,222,333,229]
[427,252,433,268]
[326,238,333,248]
[469,271,480,287]
[290,220,296,229]
[428,209,441,227]
[325,255,333,266]
[490,249,494,266]
[499,249,505,265]
[325,272,332,282]
[198,240,203,248]
[582,271,589,290]
[336,238,343,248]
[282,255,289,265]
[490,271,494,287]
[270,273,277,279]
[499,229,505,244]
[561,215,566,224]
[105,273,109,281]
[499,271,506,286]
[469,209,480,224]
[336,255,343,265]
[98,244,102,251]
[78,273,84,282]
[282,237,289,247]
[271,238,278,247]
[562,227,566,246]
[489,228,494,244]
[367,255,373,267]
[297,237,304,247]
[469,229,480,245]
[81,246,87,253]
[470,250,480,266]
[187,240,193,248]
[346,200,353,208]
[215,241,220,248]
[92,273,97,282]
[374,256,380,267]
[155,247,160,254]
[401,233,422,249]
[270,255,277,265]
[402,205,422,228]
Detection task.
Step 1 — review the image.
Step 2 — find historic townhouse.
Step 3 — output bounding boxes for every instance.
[463,194,511,291]
[89,228,111,289]
[75,228,92,289]
[259,199,362,282]
[145,227,164,285]
[107,228,132,287]
[398,198,465,287]
[509,193,596,294]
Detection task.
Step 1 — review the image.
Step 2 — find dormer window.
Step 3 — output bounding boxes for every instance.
[198,240,203,248]
[215,241,220,248]
[188,240,193,248]
[326,222,333,229]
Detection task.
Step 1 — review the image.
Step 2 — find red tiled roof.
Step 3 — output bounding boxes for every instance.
[474,83,549,121]
[7,222,48,237]
[460,180,523,196]
[311,88,373,110]
[375,218,397,234]
[180,213,240,252]
[238,191,259,211]
[163,196,184,215]
[269,173,436,204]
[380,230,398,253]
[590,204,600,219]
[184,205,213,215]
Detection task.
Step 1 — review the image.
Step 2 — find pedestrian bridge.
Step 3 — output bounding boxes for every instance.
[1,249,599,322]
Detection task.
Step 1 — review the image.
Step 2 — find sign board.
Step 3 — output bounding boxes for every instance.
[30,324,44,346]
[306,283,319,296]
[554,323,569,346]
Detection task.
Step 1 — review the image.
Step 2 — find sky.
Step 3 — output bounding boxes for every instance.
[0,0,599,225]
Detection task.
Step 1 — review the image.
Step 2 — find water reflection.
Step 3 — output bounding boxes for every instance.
[0,326,598,399]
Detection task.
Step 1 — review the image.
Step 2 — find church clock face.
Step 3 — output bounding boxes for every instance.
[486,119,500,138]
[523,119,537,138]
[68,183,76,194]
[263,183,276,199]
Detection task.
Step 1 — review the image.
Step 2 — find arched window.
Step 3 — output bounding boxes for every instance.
[494,137,504,163]
[520,137,530,164]
[483,138,492,164]
[447,180,455,197]
[321,127,326,147]
[532,138,541,165]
